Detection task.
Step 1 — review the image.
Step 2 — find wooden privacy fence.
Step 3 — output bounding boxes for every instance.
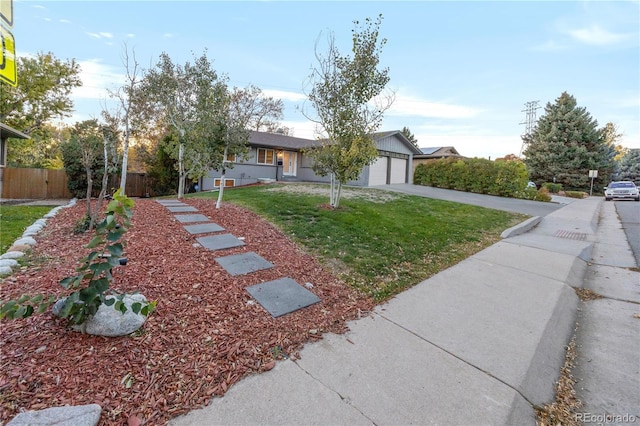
[1,168,150,199]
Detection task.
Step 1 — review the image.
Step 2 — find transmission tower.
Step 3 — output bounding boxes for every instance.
[518,100,540,156]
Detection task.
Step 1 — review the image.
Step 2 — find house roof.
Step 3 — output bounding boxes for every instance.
[0,122,29,140]
[249,130,320,150]
[416,146,462,158]
[249,129,423,155]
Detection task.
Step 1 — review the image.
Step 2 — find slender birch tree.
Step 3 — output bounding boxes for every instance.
[303,14,394,208]
[142,51,224,198]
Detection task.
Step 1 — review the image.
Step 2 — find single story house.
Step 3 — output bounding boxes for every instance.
[412,146,464,174]
[199,130,422,190]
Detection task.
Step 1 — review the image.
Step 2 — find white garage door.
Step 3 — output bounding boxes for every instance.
[368,156,388,186]
[390,158,407,184]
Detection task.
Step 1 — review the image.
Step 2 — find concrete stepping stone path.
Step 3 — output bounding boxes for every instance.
[245,277,321,318]
[167,206,199,213]
[183,223,225,234]
[215,251,274,276]
[196,234,245,251]
[174,214,211,223]
[156,199,322,317]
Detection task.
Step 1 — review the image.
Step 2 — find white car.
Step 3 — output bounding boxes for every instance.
[604,181,640,201]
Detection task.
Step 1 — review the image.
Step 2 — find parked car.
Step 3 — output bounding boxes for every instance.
[527,181,537,189]
[604,181,640,201]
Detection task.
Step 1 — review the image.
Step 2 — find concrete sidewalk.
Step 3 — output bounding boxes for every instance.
[170,197,636,426]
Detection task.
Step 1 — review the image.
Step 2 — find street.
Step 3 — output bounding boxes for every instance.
[615,200,640,266]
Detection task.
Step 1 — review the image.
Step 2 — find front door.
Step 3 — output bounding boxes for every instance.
[282,151,297,176]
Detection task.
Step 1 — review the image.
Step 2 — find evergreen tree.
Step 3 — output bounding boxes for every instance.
[522,92,615,192]
[615,149,640,184]
[401,126,419,149]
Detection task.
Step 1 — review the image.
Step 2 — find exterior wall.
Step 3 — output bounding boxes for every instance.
[376,134,416,156]
[201,132,417,190]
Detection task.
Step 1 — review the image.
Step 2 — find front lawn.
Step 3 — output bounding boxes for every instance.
[0,205,54,254]
[188,183,527,301]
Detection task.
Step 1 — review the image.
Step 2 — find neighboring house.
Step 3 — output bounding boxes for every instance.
[412,146,464,174]
[199,130,422,190]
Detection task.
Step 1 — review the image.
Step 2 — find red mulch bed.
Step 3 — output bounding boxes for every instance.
[0,198,374,425]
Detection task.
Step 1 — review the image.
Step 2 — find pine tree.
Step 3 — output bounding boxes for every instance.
[522,92,615,192]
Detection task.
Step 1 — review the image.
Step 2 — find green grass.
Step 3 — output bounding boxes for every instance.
[0,205,54,254]
[187,184,528,301]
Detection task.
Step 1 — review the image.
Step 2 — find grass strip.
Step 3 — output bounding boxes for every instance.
[0,205,53,254]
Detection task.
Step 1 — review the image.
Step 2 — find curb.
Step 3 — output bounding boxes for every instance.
[501,216,542,238]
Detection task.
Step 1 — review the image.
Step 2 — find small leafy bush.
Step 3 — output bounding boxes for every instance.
[515,187,552,202]
[542,182,563,193]
[564,191,586,199]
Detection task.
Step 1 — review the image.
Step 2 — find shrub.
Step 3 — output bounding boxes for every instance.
[542,182,563,193]
[516,187,552,202]
[564,191,586,199]
[414,157,530,198]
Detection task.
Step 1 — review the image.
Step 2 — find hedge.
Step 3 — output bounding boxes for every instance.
[414,158,542,200]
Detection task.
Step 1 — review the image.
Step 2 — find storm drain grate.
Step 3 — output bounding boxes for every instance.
[554,230,587,240]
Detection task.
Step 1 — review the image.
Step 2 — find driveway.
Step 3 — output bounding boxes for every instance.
[375,183,565,217]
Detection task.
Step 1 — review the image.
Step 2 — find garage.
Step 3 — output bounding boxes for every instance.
[390,157,407,184]
[368,156,388,186]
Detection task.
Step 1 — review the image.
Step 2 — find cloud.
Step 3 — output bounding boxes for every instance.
[72,59,124,101]
[59,19,71,24]
[85,31,114,40]
[566,25,631,46]
[262,89,306,102]
[387,94,482,119]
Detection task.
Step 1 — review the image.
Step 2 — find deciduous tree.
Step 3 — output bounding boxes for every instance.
[0,52,81,166]
[142,51,226,198]
[303,14,394,208]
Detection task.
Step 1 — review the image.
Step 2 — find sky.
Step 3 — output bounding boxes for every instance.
[9,0,640,159]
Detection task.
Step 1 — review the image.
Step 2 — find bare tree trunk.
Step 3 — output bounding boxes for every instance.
[329,173,335,206]
[90,141,110,229]
[177,141,185,199]
[216,143,229,209]
[119,122,129,193]
[334,181,343,208]
[216,168,226,209]
[85,166,93,220]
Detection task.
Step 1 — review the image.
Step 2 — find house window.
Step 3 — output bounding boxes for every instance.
[225,153,236,163]
[257,148,275,165]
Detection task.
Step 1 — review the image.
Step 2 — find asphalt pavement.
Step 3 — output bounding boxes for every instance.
[614,200,640,266]
[170,187,638,425]
[375,183,565,216]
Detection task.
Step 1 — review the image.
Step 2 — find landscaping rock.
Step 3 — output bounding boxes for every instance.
[1,251,25,259]
[7,245,29,253]
[13,236,37,246]
[6,403,101,426]
[0,266,12,275]
[53,293,150,337]
[0,259,19,268]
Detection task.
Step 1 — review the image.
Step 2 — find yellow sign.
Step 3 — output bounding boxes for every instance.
[0,0,12,28]
[1,25,17,86]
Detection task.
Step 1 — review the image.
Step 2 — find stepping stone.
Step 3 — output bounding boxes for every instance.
[184,223,225,234]
[157,199,184,205]
[174,214,210,223]
[196,234,245,251]
[167,206,198,213]
[245,277,321,318]
[215,251,274,276]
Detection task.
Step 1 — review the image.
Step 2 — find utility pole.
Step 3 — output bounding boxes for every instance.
[519,100,540,157]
